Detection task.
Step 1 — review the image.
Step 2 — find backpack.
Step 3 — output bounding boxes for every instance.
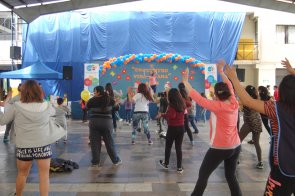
[50,158,79,172]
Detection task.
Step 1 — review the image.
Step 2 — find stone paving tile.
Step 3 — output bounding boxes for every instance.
[0,119,272,195]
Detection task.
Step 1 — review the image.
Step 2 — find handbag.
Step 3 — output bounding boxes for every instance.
[48,117,66,144]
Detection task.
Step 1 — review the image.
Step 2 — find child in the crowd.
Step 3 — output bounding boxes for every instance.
[80,99,87,123]
[124,94,133,125]
[188,98,199,134]
[55,97,70,143]
[199,92,207,123]
[157,82,170,135]
[157,88,186,174]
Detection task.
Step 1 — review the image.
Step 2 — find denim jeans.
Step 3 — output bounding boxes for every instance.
[188,114,199,133]
[125,110,132,123]
[89,118,120,165]
[132,112,151,141]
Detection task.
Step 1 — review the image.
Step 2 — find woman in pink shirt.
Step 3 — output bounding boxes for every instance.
[146,68,157,93]
[183,60,241,196]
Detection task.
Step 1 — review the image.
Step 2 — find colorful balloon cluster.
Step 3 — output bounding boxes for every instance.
[101,53,205,75]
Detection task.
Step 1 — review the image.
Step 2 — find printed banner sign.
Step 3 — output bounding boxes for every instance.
[204,64,217,98]
[84,64,100,92]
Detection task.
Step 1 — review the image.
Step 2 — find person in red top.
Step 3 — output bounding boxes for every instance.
[273,85,279,101]
[156,88,186,174]
[225,57,295,196]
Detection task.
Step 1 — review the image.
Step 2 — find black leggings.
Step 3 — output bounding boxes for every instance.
[191,146,242,196]
[165,125,185,168]
[261,115,271,135]
[184,114,193,142]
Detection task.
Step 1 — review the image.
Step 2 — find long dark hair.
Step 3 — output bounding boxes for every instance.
[214,82,232,101]
[105,83,114,98]
[93,86,111,106]
[279,74,295,113]
[168,88,186,112]
[245,85,258,99]
[258,86,270,101]
[138,83,153,101]
[178,82,189,100]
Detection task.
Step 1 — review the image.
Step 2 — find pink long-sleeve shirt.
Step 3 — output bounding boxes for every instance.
[189,81,240,149]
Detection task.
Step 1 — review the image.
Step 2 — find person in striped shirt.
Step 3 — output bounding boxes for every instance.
[225,58,295,196]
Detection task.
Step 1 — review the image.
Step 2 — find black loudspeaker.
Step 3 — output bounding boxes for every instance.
[10,46,21,59]
[63,66,73,80]
[236,68,245,82]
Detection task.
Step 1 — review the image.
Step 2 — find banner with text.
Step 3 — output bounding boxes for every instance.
[84,63,100,92]
[99,62,205,99]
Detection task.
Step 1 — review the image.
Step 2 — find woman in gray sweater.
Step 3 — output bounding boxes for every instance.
[0,80,65,196]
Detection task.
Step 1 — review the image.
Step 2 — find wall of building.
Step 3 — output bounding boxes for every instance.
[255,10,295,88]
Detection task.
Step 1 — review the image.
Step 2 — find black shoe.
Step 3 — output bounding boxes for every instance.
[248,140,254,144]
[137,128,141,133]
[177,168,184,174]
[256,162,264,169]
[159,160,168,170]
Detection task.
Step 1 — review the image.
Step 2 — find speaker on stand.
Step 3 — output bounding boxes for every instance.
[63,66,73,106]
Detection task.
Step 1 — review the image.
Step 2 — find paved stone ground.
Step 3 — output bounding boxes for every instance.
[0,117,271,196]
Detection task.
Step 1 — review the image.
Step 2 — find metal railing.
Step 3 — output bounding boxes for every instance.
[235,42,259,60]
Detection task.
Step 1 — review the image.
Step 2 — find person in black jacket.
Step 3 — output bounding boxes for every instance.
[87,86,121,167]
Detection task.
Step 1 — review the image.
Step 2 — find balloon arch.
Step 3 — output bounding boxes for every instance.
[100,53,205,74]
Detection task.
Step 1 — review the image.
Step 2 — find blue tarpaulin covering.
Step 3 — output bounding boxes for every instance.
[22,11,245,100]
[0,62,62,79]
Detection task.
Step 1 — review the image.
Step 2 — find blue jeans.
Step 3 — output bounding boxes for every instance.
[89,118,120,165]
[125,110,132,123]
[132,112,151,141]
[188,114,199,133]
[200,108,207,123]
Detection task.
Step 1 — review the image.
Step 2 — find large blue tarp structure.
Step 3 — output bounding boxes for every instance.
[0,62,62,79]
[22,11,245,101]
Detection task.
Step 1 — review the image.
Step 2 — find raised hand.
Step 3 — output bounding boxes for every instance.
[216,59,226,72]
[281,57,295,75]
[182,67,189,83]
[224,64,238,80]
[182,67,193,93]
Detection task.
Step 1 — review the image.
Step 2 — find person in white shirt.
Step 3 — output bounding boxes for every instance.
[131,83,154,145]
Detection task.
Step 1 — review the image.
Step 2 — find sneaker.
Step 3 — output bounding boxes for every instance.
[177,168,184,174]
[248,140,254,144]
[256,162,264,169]
[119,118,123,122]
[137,128,141,133]
[132,141,135,145]
[190,141,194,146]
[114,159,122,166]
[159,160,168,170]
[148,140,153,145]
[3,137,9,143]
[90,164,101,170]
[193,131,199,134]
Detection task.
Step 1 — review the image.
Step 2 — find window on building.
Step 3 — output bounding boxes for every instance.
[276,25,295,44]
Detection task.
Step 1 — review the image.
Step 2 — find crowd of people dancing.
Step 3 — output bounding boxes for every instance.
[0,57,294,195]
